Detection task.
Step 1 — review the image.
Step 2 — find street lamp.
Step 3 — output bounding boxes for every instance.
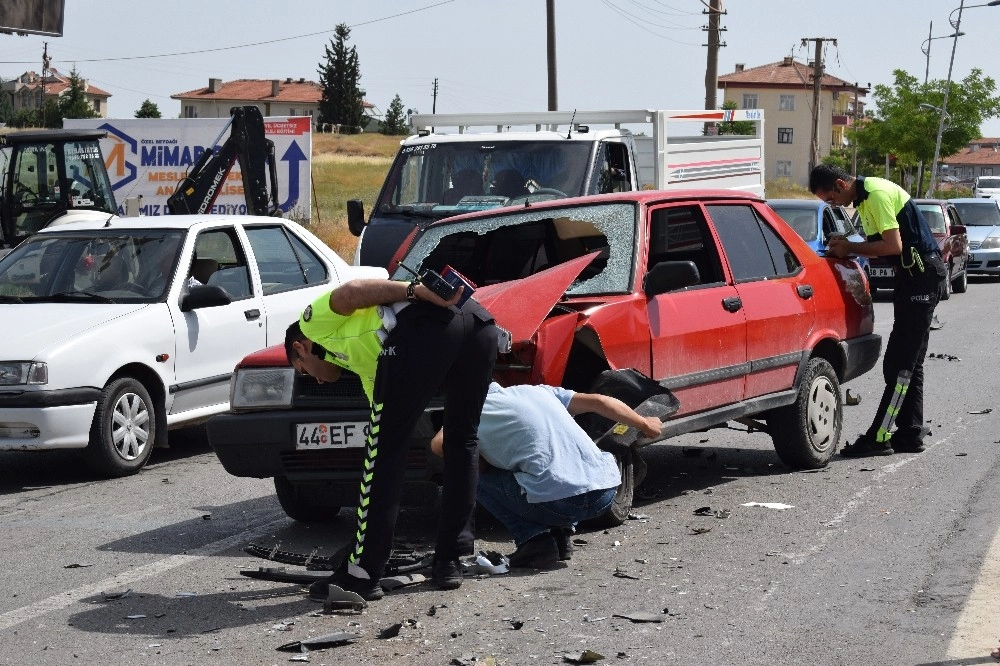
[921,23,964,85]
[926,0,1000,197]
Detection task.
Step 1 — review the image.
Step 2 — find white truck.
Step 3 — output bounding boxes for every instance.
[348,108,765,268]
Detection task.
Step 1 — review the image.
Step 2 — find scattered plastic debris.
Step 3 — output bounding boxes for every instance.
[461,551,509,576]
[564,649,605,663]
[693,506,714,516]
[276,631,361,652]
[450,655,478,666]
[380,573,426,591]
[64,563,93,569]
[612,611,665,623]
[272,620,295,632]
[956,453,968,457]
[613,568,640,580]
[626,512,649,520]
[845,388,862,406]
[509,619,524,630]
[202,514,212,520]
[289,654,310,663]
[689,527,712,535]
[968,408,992,414]
[125,614,146,620]
[427,604,446,616]
[176,592,197,597]
[322,586,367,613]
[928,352,959,360]
[378,618,422,639]
[741,502,794,510]
[102,588,132,601]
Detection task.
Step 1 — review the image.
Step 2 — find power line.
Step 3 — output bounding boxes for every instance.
[601,0,702,45]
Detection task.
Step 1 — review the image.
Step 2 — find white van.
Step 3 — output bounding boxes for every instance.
[974,176,1000,198]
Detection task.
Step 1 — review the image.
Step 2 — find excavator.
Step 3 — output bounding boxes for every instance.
[0,128,119,253]
[166,105,281,217]
[1,106,281,255]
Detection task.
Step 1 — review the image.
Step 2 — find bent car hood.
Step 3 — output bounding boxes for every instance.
[473,252,597,344]
[0,303,147,358]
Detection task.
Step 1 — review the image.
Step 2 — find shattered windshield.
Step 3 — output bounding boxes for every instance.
[0,230,185,303]
[375,140,594,219]
[393,202,637,296]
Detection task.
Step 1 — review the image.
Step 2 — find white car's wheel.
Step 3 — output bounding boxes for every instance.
[86,377,155,477]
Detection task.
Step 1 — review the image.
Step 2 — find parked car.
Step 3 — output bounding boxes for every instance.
[208,190,881,524]
[973,175,1000,199]
[0,215,384,477]
[766,199,869,270]
[865,199,969,298]
[949,197,1000,277]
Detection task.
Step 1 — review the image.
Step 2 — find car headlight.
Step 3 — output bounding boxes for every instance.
[230,367,295,410]
[0,361,48,386]
[979,236,1000,249]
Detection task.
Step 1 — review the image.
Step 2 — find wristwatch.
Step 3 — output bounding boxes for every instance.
[406,279,420,303]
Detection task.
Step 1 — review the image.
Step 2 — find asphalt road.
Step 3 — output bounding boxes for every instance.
[1,278,999,666]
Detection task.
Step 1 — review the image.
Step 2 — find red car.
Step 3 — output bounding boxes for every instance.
[208,190,880,524]
[865,198,969,299]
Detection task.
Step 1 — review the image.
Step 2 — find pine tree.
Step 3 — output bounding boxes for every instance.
[381,94,408,135]
[59,66,97,121]
[317,23,366,133]
[135,99,162,118]
[0,79,13,124]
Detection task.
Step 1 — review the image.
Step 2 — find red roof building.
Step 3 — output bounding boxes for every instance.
[2,68,111,118]
[940,138,1000,183]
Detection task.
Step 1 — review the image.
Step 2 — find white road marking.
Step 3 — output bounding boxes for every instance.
[946,513,1000,658]
[0,517,287,632]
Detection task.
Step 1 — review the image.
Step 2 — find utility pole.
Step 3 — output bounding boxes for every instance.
[546,0,557,110]
[852,83,860,175]
[801,37,837,173]
[432,78,438,114]
[41,41,50,126]
[703,0,726,113]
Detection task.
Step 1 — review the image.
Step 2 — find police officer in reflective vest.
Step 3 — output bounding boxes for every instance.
[809,164,946,456]
[285,277,498,600]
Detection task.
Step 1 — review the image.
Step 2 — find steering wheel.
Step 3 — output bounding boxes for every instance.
[508,188,570,207]
[529,188,568,198]
[14,183,38,204]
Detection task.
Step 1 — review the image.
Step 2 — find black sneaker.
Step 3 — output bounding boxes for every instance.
[431,558,463,590]
[308,568,384,602]
[890,426,929,453]
[840,434,893,458]
[508,532,560,568]
[551,528,574,561]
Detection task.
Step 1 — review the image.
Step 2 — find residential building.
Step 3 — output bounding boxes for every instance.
[1,68,110,118]
[718,57,868,186]
[940,138,1000,184]
[171,77,377,131]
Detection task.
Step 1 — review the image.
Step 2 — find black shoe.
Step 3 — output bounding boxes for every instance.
[840,434,893,458]
[890,426,929,453]
[551,528,574,561]
[431,558,463,590]
[308,568,384,602]
[508,532,560,568]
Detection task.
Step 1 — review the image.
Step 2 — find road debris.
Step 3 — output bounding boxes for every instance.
[741,502,794,510]
[461,551,509,575]
[64,563,93,569]
[845,388,862,406]
[276,631,361,652]
[928,352,960,361]
[612,611,665,623]
[101,588,132,601]
[968,408,992,414]
[321,586,367,613]
[689,527,712,535]
[613,568,640,580]
[125,614,146,619]
[564,649,605,663]
[378,618,422,639]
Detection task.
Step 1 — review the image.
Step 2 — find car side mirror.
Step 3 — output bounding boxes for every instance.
[951,224,967,235]
[180,284,233,312]
[347,199,366,237]
[643,260,700,297]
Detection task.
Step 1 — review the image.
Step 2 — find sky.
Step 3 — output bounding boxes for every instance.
[3,0,1000,135]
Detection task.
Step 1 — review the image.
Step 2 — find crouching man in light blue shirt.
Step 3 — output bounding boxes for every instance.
[432,382,661,569]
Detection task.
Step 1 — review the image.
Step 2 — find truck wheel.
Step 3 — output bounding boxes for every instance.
[951,265,968,293]
[581,448,634,529]
[767,358,841,469]
[273,477,343,522]
[85,377,155,477]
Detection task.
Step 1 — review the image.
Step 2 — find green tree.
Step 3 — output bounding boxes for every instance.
[135,99,161,118]
[0,81,13,124]
[317,23,366,133]
[8,107,40,128]
[714,99,756,136]
[42,97,63,128]
[58,66,97,121]
[381,94,407,135]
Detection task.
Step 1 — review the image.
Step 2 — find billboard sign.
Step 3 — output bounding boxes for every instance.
[65,116,312,221]
[0,0,65,36]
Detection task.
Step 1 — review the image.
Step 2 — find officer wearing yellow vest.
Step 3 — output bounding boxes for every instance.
[285,277,498,601]
[809,165,946,457]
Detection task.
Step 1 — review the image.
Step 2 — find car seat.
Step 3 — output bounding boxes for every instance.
[190,257,219,285]
[491,169,529,199]
[442,169,482,205]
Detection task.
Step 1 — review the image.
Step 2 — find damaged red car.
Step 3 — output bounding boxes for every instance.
[207,190,881,524]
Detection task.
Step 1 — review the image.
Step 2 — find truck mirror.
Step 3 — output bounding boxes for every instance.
[347,199,366,236]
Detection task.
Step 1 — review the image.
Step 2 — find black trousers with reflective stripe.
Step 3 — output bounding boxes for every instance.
[865,256,945,441]
[348,300,497,581]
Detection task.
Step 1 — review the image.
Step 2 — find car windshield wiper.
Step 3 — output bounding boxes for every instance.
[0,295,26,303]
[46,291,118,304]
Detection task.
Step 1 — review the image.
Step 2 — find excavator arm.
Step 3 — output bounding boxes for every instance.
[166,106,281,216]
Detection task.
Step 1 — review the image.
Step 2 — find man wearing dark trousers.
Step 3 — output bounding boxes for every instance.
[285,277,498,600]
[810,164,946,457]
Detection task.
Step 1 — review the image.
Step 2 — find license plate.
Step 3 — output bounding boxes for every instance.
[295,422,368,450]
[869,267,894,278]
[969,253,976,262]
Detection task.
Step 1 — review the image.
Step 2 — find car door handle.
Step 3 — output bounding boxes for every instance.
[244,308,261,320]
[797,285,814,299]
[722,296,742,312]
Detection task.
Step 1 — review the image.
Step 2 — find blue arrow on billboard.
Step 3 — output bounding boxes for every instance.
[279,140,307,212]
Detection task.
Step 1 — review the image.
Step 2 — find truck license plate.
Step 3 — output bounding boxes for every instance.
[295,422,368,450]
[870,267,894,278]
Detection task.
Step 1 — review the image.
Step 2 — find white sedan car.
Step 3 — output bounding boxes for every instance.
[0,215,385,477]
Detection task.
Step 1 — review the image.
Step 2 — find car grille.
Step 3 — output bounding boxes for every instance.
[293,371,368,409]
[280,446,429,476]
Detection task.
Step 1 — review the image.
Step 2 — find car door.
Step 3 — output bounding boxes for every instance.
[240,223,345,346]
[705,203,815,400]
[645,203,747,414]
[946,205,969,271]
[167,225,267,416]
